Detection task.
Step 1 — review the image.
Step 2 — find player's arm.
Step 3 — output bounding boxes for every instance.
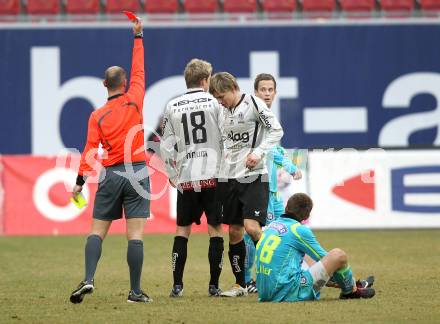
[126,19,145,107]
[159,107,178,184]
[73,114,101,194]
[272,146,297,174]
[291,224,328,262]
[248,96,283,164]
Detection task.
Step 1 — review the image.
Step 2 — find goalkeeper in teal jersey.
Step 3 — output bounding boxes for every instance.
[255,193,376,302]
[244,74,302,292]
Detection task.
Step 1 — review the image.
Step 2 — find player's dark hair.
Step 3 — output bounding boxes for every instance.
[254,73,277,91]
[184,59,212,88]
[285,193,313,222]
[104,66,126,91]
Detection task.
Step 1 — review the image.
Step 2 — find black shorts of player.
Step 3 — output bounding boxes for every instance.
[93,162,150,221]
[218,174,269,226]
[176,179,222,227]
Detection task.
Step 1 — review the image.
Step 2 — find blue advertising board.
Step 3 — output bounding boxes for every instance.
[1,22,440,154]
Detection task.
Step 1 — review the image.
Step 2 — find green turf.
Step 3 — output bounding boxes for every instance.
[1,230,439,323]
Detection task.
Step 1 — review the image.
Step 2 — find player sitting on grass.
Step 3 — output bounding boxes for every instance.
[255,193,376,302]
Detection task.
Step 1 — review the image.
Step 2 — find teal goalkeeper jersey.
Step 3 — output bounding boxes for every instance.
[255,216,328,302]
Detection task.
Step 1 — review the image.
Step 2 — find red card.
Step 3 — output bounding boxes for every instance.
[123,10,138,22]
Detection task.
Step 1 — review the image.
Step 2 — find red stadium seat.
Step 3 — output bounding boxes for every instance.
[105,0,141,13]
[65,0,100,14]
[261,0,296,12]
[0,0,20,15]
[340,0,376,12]
[27,0,60,14]
[184,0,218,13]
[302,0,336,12]
[380,0,414,12]
[223,0,257,13]
[145,0,179,13]
[420,0,440,10]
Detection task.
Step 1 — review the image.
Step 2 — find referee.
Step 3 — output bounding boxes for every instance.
[69,18,152,304]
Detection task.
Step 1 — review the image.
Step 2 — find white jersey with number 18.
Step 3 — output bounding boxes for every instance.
[160,89,223,184]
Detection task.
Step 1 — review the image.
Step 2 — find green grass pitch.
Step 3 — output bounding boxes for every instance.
[1,230,439,323]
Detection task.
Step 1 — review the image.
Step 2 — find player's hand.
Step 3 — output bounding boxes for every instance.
[292,169,302,180]
[72,185,83,199]
[133,17,143,35]
[245,153,261,169]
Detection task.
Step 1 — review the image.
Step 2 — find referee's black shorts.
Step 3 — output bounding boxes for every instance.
[176,179,222,227]
[218,174,269,226]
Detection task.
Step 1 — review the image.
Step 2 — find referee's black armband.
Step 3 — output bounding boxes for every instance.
[76,175,86,186]
[134,31,143,39]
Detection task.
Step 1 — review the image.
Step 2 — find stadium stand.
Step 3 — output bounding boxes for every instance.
[340,0,376,12]
[0,0,20,15]
[105,0,141,13]
[261,0,296,12]
[184,0,218,13]
[419,0,440,10]
[0,0,431,18]
[145,0,179,13]
[380,0,414,12]
[302,0,336,12]
[26,0,60,15]
[223,0,258,13]
[65,0,100,14]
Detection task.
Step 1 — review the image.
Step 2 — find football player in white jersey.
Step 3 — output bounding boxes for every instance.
[209,72,283,297]
[160,59,224,298]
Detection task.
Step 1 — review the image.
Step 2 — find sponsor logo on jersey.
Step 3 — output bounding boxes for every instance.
[174,97,212,106]
[267,221,288,234]
[259,111,272,128]
[227,131,249,143]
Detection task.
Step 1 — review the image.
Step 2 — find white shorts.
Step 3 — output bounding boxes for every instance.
[308,261,330,292]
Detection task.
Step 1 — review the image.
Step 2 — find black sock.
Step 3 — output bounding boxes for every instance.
[172,236,188,286]
[127,240,144,295]
[228,240,246,288]
[208,237,224,288]
[84,234,102,284]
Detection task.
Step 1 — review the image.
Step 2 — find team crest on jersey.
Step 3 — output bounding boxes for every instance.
[267,221,287,235]
[267,212,274,222]
[300,275,308,286]
[238,112,245,123]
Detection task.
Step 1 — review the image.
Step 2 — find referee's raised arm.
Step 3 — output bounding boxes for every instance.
[127,19,145,110]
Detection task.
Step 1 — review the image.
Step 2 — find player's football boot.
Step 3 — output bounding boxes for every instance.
[69,280,94,304]
[340,287,375,299]
[208,285,222,297]
[220,284,248,297]
[169,284,184,297]
[356,275,374,289]
[127,290,153,303]
[245,279,258,293]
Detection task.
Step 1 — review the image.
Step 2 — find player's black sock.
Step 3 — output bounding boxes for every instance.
[172,236,188,286]
[84,234,102,284]
[208,237,224,288]
[127,240,144,295]
[228,240,246,288]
